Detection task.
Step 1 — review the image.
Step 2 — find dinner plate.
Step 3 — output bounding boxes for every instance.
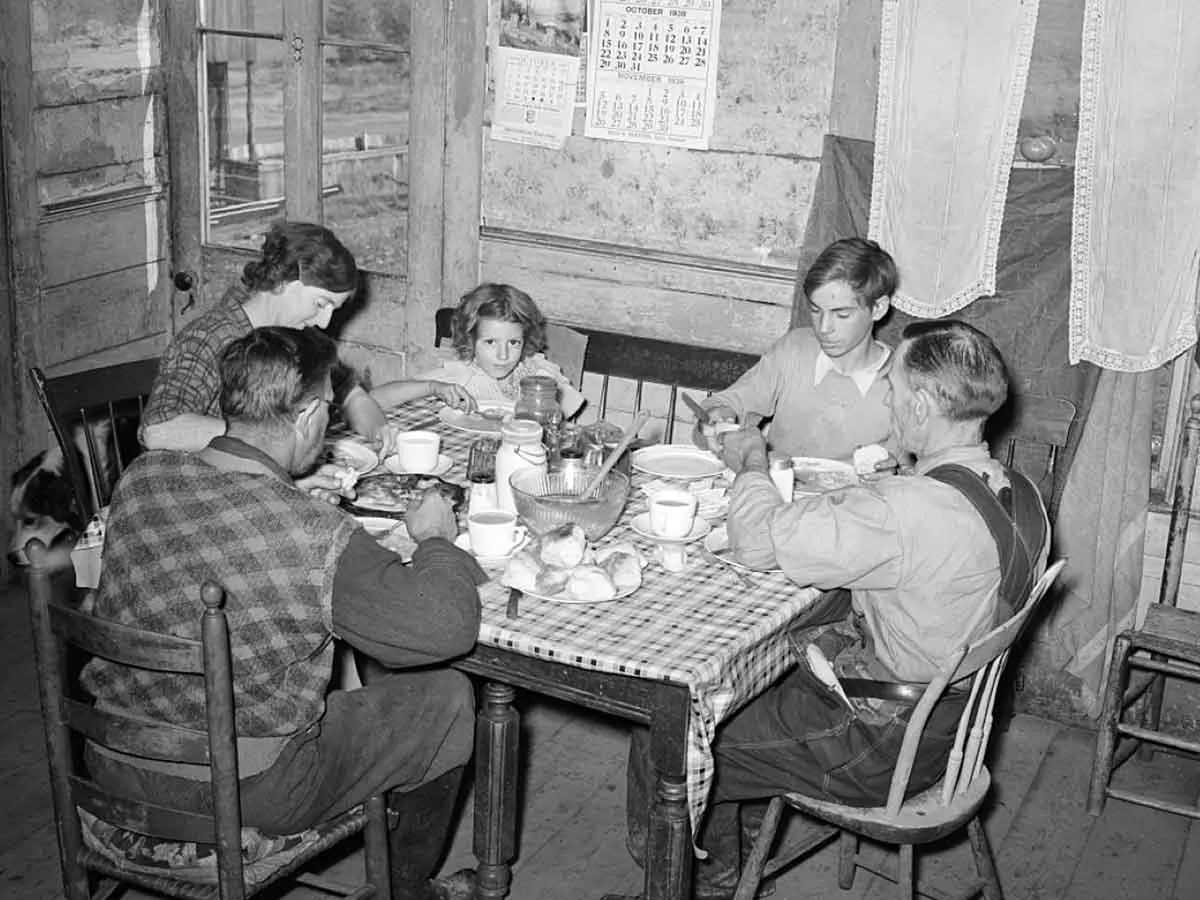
[631,445,725,480]
[437,406,509,435]
[325,438,379,474]
[629,512,712,545]
[454,531,529,563]
[702,525,782,574]
[791,457,859,493]
[353,516,402,538]
[384,453,454,477]
[516,584,638,605]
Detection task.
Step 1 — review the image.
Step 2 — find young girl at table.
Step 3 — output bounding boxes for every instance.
[373,282,586,417]
[700,238,898,464]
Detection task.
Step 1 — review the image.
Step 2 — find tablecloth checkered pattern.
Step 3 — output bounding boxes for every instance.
[81,406,817,840]
[380,404,817,839]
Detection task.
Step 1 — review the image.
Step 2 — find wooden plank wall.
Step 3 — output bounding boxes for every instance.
[478,0,836,356]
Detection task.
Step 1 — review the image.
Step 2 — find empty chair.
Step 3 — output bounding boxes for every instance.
[29,358,160,518]
[733,560,1067,900]
[23,538,390,900]
[1087,393,1200,820]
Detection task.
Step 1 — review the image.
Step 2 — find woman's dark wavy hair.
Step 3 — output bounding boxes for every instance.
[899,320,1008,422]
[241,221,358,295]
[451,283,547,362]
[219,326,339,427]
[802,237,898,309]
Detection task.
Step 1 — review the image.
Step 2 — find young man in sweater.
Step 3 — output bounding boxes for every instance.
[701,237,896,462]
[83,326,485,900]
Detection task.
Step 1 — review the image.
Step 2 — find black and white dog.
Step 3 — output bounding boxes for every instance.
[8,416,139,569]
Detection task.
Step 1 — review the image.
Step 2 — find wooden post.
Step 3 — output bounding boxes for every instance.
[284,0,323,222]
[406,1,450,372]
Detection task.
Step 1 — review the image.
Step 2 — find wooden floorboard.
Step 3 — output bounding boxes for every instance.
[4,570,1200,899]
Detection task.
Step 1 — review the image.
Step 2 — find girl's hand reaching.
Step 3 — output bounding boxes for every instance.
[431,380,476,412]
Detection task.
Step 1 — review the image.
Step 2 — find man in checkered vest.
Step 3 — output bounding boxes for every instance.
[82,326,485,900]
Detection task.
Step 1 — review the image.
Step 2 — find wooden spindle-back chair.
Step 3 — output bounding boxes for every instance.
[24,538,390,900]
[733,559,1067,900]
[29,359,160,519]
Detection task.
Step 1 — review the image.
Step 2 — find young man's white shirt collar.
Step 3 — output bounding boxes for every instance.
[812,340,891,397]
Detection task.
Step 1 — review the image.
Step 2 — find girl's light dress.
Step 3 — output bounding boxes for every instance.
[419,353,585,417]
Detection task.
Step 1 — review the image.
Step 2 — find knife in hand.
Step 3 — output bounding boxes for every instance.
[681,392,711,426]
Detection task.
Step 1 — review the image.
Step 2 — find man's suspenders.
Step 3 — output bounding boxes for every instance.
[925,464,1048,625]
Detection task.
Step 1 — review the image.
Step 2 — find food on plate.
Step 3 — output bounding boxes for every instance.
[793,458,859,492]
[538,523,588,569]
[852,443,891,476]
[353,474,465,511]
[600,551,643,593]
[331,464,359,492]
[501,529,646,600]
[565,565,618,603]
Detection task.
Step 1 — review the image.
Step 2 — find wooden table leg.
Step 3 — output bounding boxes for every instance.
[645,688,692,900]
[474,681,519,900]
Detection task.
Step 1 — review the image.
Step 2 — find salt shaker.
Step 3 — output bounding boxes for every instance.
[768,453,794,502]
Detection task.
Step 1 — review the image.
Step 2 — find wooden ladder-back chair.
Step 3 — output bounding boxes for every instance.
[24,538,390,900]
[434,308,759,442]
[998,395,1077,523]
[1087,393,1200,820]
[733,560,1068,900]
[29,359,160,519]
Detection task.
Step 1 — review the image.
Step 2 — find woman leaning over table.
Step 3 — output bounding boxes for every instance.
[141,221,398,456]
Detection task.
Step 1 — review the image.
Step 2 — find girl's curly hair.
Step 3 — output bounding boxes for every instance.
[451,283,547,361]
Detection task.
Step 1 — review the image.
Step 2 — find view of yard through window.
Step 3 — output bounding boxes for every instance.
[205,0,410,274]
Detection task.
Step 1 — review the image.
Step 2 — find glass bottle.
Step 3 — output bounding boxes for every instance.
[494,419,548,514]
[514,375,562,455]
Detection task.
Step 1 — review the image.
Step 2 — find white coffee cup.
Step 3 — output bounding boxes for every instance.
[467,510,526,558]
[648,489,698,539]
[393,430,441,473]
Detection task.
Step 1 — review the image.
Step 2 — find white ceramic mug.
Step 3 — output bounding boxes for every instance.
[648,489,698,539]
[393,430,441,473]
[467,510,526,558]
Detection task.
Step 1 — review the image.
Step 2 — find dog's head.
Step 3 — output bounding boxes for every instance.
[8,446,84,566]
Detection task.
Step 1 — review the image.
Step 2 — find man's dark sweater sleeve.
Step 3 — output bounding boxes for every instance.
[332,530,486,668]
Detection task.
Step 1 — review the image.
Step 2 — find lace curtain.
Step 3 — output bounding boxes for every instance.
[868,0,1038,317]
[1068,0,1200,370]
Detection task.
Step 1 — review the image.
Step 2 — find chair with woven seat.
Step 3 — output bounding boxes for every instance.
[732,559,1067,900]
[29,358,160,520]
[24,538,391,900]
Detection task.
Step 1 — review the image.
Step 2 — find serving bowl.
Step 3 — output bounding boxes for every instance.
[508,466,630,541]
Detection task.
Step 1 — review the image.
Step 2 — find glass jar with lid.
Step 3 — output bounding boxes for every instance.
[514,375,562,454]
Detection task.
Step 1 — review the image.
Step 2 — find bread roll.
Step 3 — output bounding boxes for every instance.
[538,523,587,569]
[601,551,643,593]
[503,549,542,592]
[852,443,890,476]
[565,565,618,602]
[594,541,646,569]
[535,564,571,596]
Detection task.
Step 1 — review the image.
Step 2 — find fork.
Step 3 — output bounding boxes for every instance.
[700,546,757,589]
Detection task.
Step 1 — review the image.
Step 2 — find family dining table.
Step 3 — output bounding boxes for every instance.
[358,402,820,900]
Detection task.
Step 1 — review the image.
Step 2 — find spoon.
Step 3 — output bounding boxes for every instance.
[582,409,651,498]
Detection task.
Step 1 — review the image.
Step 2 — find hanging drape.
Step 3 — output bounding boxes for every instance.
[1069,0,1200,370]
[1040,369,1154,714]
[868,0,1039,317]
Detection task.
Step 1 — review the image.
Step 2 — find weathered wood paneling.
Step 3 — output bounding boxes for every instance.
[40,265,171,367]
[39,193,168,288]
[34,94,164,176]
[480,236,793,354]
[482,143,819,266]
[39,158,167,207]
[481,0,836,275]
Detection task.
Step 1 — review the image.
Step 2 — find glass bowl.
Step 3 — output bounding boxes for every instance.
[508,467,631,541]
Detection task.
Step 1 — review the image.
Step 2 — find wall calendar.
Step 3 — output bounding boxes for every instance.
[584,0,722,149]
